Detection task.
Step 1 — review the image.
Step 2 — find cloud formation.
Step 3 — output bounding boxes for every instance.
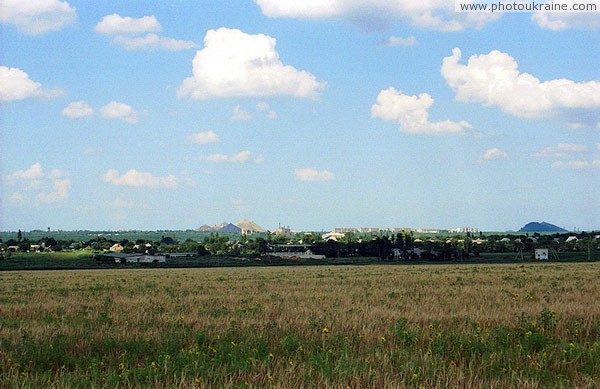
[102,169,177,189]
[37,177,71,203]
[442,48,600,118]
[6,163,71,203]
[188,131,219,144]
[381,36,417,47]
[178,28,326,99]
[295,168,334,181]
[201,151,253,163]
[371,87,471,134]
[535,143,598,169]
[231,105,253,121]
[535,143,587,158]
[61,101,94,118]
[551,160,597,169]
[0,66,63,102]
[112,33,196,51]
[95,14,195,51]
[100,101,139,124]
[482,148,508,160]
[255,0,501,31]
[0,0,76,35]
[7,163,44,182]
[532,0,600,30]
[95,14,161,34]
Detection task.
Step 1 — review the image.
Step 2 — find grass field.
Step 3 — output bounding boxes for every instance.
[1,263,599,387]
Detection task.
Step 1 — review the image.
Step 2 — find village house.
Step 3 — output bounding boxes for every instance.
[109,243,124,252]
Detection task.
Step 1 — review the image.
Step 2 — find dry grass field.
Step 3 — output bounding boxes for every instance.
[1,263,599,387]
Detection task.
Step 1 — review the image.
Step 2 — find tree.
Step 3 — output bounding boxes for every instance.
[42,237,58,248]
[17,229,22,242]
[161,236,178,245]
[340,232,358,244]
[18,241,29,252]
[254,237,268,255]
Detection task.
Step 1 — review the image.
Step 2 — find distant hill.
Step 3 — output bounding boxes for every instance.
[217,223,242,233]
[197,220,264,234]
[235,219,266,234]
[518,222,567,233]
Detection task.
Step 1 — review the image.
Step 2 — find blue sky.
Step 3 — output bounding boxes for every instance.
[1,0,599,232]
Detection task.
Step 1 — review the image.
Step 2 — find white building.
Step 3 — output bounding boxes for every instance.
[449,227,479,233]
[535,249,549,260]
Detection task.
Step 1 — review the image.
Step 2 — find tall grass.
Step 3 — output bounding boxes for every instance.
[1,263,599,387]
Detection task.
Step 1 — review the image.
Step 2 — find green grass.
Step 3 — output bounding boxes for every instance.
[3,313,598,387]
[0,250,96,270]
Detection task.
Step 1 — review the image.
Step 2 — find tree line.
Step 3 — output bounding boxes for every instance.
[1,230,598,261]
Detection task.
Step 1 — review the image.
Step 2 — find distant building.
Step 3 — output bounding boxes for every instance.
[415,229,440,234]
[329,227,412,235]
[109,243,123,252]
[322,232,345,241]
[449,227,479,233]
[275,225,292,236]
[97,253,167,263]
[331,228,358,234]
[358,227,411,234]
[535,249,549,260]
[268,244,325,260]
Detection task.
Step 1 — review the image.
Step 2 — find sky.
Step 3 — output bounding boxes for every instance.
[1,0,599,232]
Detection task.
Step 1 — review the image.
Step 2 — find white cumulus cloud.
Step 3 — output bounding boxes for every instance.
[61,101,94,118]
[556,143,587,152]
[7,163,44,182]
[188,131,219,144]
[231,105,253,121]
[535,143,587,158]
[6,163,71,203]
[551,160,591,169]
[201,151,253,163]
[255,0,501,31]
[441,48,600,118]
[112,33,196,51]
[95,14,161,34]
[178,28,326,99]
[102,169,177,189]
[482,148,508,160]
[537,143,597,169]
[257,101,278,119]
[532,0,600,31]
[37,178,71,203]
[100,101,139,124]
[371,87,471,134]
[382,36,417,47]
[0,66,63,102]
[295,168,334,181]
[0,0,76,35]
[95,14,195,51]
